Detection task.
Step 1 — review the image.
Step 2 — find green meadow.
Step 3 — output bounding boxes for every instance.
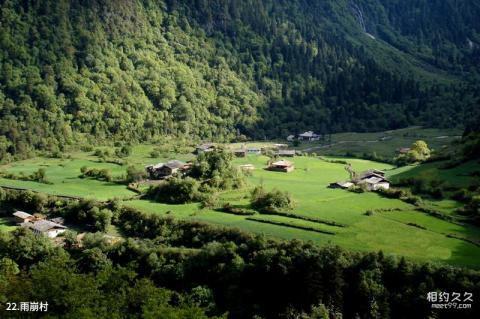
[388,159,479,188]
[299,126,462,158]
[0,217,16,231]
[1,130,479,267]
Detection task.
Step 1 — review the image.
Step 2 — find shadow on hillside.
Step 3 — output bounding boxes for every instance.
[443,227,480,269]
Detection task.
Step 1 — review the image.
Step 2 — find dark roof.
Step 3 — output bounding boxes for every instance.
[29,220,66,232]
[359,169,385,179]
[164,160,186,169]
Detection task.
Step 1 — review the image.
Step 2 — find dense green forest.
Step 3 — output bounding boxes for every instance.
[1,189,479,318]
[0,0,479,160]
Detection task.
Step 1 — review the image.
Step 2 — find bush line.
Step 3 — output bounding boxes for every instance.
[260,210,347,228]
[246,217,336,235]
[216,203,257,216]
[406,222,427,230]
[445,233,480,248]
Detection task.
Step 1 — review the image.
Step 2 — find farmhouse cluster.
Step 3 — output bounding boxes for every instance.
[13,211,67,238]
[144,142,301,180]
[287,131,321,142]
[329,169,390,191]
[143,142,390,194]
[145,160,191,179]
[232,144,292,158]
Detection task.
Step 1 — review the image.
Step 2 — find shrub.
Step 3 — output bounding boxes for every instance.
[219,203,256,216]
[147,177,202,204]
[189,148,245,190]
[201,193,220,209]
[31,168,49,183]
[319,157,349,165]
[150,150,160,158]
[348,183,367,193]
[115,145,132,158]
[452,189,472,202]
[407,222,427,230]
[377,188,421,206]
[0,168,51,184]
[80,167,113,182]
[250,186,294,213]
[126,165,146,183]
[395,140,431,165]
[50,150,64,158]
[81,145,94,152]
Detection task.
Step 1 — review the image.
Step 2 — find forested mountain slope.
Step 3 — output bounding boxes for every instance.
[0,0,479,159]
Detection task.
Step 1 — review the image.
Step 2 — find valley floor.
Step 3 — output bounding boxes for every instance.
[1,128,479,267]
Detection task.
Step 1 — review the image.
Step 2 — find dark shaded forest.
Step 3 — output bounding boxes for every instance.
[0,0,479,161]
[0,189,479,318]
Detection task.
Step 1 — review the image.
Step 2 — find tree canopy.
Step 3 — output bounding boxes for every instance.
[0,0,479,161]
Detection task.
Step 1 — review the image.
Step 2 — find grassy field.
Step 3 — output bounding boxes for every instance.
[123,154,480,267]
[0,146,195,200]
[388,159,479,188]
[0,217,17,231]
[297,126,462,158]
[1,131,479,267]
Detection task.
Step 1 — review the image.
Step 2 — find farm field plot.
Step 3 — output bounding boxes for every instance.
[297,126,462,158]
[1,144,479,267]
[387,159,480,188]
[0,145,195,200]
[0,157,135,200]
[125,154,480,267]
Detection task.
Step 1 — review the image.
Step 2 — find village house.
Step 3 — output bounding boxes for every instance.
[298,131,320,141]
[276,150,296,157]
[286,135,295,142]
[194,143,215,154]
[13,211,35,224]
[268,160,295,173]
[145,160,188,179]
[359,175,390,191]
[358,169,386,179]
[13,211,69,238]
[24,220,67,238]
[247,147,261,155]
[145,163,164,179]
[233,149,247,157]
[330,168,389,191]
[356,169,389,190]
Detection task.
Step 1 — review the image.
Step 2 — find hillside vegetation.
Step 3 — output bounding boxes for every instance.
[1,192,480,318]
[0,0,479,161]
